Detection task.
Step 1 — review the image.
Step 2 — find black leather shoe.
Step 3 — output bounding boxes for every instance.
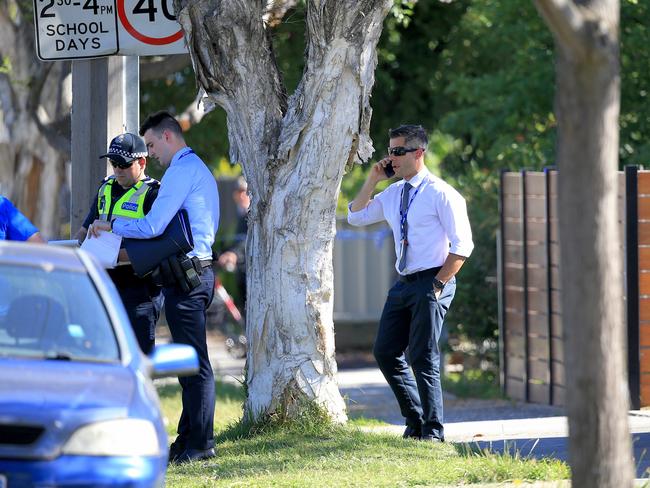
[168,441,186,463]
[402,425,421,439]
[174,447,216,464]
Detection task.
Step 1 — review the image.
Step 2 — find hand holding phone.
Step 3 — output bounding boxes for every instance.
[383,161,395,178]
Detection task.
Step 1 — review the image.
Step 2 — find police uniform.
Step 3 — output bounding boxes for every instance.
[82,175,163,354]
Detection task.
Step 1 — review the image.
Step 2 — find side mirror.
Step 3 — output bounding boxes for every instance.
[149,343,198,379]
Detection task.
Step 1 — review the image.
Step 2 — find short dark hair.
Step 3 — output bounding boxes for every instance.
[139,110,183,137]
[389,125,428,150]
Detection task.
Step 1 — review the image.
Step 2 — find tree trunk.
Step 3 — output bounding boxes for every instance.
[534,1,634,486]
[0,0,72,238]
[177,0,392,421]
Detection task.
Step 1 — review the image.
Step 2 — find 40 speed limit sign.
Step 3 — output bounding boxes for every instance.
[34,0,187,60]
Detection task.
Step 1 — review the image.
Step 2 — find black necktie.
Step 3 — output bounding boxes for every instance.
[398,182,412,272]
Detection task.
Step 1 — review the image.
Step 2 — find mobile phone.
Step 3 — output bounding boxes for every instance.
[383,162,395,178]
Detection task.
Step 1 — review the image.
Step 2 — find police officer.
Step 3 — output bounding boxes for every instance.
[76,132,163,355]
[89,112,220,463]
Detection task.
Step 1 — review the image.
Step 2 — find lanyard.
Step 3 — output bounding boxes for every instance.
[177,148,195,161]
[399,184,420,242]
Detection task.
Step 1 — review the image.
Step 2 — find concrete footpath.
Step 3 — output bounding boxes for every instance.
[202,333,650,482]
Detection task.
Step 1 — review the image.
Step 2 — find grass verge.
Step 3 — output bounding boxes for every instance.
[158,380,569,487]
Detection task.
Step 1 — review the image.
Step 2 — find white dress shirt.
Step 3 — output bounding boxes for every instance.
[112,148,220,260]
[348,168,473,275]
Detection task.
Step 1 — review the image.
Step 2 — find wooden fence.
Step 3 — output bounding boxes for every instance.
[498,166,650,408]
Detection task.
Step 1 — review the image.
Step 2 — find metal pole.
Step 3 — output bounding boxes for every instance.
[123,56,140,133]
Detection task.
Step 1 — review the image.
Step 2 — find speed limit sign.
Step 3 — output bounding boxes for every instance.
[33,0,186,60]
[116,0,186,55]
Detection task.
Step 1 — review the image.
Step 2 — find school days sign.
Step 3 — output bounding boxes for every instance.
[33,0,187,60]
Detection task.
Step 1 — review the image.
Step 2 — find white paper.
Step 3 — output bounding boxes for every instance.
[80,230,122,268]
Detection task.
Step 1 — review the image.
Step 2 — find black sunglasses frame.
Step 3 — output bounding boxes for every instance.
[388,146,420,157]
[109,159,137,170]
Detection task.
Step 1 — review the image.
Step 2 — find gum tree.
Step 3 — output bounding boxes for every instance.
[175,0,393,421]
[534,0,634,486]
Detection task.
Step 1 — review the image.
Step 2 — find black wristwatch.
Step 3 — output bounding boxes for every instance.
[433,277,445,291]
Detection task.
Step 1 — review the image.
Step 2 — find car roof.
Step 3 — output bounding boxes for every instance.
[0,241,87,273]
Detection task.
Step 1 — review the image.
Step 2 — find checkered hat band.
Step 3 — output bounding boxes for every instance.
[108,146,148,159]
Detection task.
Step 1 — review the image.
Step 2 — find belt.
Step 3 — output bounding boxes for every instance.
[191,257,213,274]
[398,266,442,283]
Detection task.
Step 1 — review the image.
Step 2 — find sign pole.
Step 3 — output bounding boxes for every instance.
[124,55,140,133]
[107,56,139,143]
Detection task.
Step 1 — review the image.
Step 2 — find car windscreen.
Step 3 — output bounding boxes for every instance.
[0,263,119,362]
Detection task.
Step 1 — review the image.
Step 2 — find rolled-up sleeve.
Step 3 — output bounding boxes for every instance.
[438,191,474,258]
[347,199,384,226]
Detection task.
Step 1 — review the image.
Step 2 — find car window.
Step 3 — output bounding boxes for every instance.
[0,264,119,362]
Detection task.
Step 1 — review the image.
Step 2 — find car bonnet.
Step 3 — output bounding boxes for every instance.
[0,358,136,460]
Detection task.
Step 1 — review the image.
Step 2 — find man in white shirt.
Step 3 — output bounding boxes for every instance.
[348,124,473,442]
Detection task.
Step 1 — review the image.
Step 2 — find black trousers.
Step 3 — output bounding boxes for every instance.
[164,267,216,451]
[373,273,456,440]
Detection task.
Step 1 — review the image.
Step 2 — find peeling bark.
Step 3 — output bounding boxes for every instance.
[177,0,391,421]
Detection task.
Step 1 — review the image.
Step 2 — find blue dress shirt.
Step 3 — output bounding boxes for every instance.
[112,148,220,260]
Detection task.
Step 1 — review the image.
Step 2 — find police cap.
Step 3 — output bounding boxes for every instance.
[99,133,148,165]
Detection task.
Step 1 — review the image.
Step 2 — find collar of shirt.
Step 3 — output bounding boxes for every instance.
[403,167,429,190]
[171,147,194,165]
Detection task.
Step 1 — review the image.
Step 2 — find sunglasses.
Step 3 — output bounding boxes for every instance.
[109,159,136,169]
[388,146,420,157]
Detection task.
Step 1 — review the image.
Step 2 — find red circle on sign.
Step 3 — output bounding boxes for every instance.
[117,0,184,45]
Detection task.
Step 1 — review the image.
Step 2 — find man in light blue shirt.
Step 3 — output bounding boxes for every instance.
[91,111,220,463]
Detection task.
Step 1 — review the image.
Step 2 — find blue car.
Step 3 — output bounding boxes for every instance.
[0,242,198,487]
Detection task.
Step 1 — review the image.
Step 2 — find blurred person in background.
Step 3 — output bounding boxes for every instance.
[217,176,249,309]
[0,195,45,243]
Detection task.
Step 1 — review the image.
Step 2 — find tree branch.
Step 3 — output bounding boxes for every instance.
[177,90,210,131]
[140,54,191,82]
[533,0,619,62]
[264,0,300,27]
[33,112,71,158]
[175,0,287,190]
